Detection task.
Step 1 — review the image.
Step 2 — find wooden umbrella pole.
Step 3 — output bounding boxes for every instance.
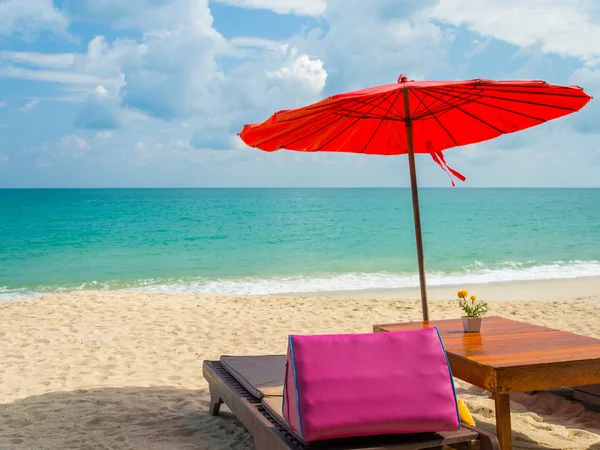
[402,88,429,321]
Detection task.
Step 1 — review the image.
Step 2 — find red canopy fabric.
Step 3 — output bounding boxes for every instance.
[239,76,591,162]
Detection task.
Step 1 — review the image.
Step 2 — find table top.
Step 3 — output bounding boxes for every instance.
[374,316,600,369]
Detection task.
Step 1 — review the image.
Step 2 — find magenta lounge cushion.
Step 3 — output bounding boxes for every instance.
[283,328,460,442]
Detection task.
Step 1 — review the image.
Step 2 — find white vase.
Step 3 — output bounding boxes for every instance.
[462,316,482,333]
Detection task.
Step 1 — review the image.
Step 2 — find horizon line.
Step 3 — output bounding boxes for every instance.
[1,186,599,190]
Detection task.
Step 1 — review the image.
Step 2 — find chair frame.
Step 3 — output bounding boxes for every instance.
[204,360,499,450]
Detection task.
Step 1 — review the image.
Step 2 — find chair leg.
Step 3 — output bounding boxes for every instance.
[209,392,224,416]
[480,430,501,450]
[458,425,500,450]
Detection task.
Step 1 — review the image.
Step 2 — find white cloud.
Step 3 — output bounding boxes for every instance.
[211,0,326,16]
[0,65,113,85]
[19,99,40,113]
[0,101,6,107]
[267,51,327,94]
[0,35,144,94]
[0,0,70,38]
[0,51,76,68]
[78,36,148,78]
[60,2,228,120]
[74,81,124,130]
[259,0,447,101]
[431,0,600,65]
[570,67,600,90]
[63,0,222,31]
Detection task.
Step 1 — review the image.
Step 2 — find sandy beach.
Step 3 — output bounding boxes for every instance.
[2,280,600,449]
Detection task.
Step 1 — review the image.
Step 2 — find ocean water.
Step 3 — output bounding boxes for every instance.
[1,188,599,300]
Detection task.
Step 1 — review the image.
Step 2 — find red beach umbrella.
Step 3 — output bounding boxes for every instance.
[239,75,592,320]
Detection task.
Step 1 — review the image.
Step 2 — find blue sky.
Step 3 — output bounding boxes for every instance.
[0,0,599,188]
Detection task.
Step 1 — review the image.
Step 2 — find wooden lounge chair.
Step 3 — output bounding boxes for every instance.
[574,385,600,406]
[203,356,500,450]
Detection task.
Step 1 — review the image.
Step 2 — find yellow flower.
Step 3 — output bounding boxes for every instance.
[470,295,477,301]
[457,289,468,299]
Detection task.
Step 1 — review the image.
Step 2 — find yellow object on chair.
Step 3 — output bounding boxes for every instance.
[457,399,476,427]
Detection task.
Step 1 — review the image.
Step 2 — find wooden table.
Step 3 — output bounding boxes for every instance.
[373,316,600,450]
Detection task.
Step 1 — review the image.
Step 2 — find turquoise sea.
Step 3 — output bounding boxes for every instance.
[1,188,599,300]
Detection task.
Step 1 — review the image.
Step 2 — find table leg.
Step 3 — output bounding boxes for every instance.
[494,393,512,450]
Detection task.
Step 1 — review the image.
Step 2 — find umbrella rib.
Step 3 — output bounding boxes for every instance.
[329,107,401,121]
[453,96,548,122]
[327,93,404,120]
[411,86,483,120]
[273,95,372,124]
[279,92,395,150]
[421,87,552,122]
[453,85,589,98]
[411,89,460,147]
[377,90,408,119]
[407,88,431,120]
[251,95,380,148]
[419,85,489,118]
[427,86,582,112]
[359,89,404,153]
[271,92,403,128]
[421,89,506,133]
[307,90,399,152]
[278,97,376,120]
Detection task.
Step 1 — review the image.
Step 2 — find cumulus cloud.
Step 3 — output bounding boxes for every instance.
[74,85,122,130]
[119,26,226,119]
[430,0,600,65]
[267,51,327,94]
[303,0,450,94]
[0,0,70,38]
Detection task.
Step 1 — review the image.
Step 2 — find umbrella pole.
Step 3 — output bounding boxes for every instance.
[402,89,429,321]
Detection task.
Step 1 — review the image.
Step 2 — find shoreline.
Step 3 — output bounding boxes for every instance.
[4,275,600,304]
[282,276,600,301]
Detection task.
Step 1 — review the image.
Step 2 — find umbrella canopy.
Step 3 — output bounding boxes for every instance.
[239,76,592,319]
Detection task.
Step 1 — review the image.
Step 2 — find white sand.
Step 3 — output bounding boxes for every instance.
[1,281,600,449]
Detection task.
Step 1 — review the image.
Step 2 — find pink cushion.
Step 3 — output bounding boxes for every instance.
[283,328,460,442]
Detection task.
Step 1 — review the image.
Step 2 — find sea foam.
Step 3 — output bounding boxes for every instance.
[2,260,600,300]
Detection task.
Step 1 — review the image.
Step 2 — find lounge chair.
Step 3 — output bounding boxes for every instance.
[574,384,600,406]
[203,355,500,449]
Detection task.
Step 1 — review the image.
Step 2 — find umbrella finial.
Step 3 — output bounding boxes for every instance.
[398,74,409,83]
